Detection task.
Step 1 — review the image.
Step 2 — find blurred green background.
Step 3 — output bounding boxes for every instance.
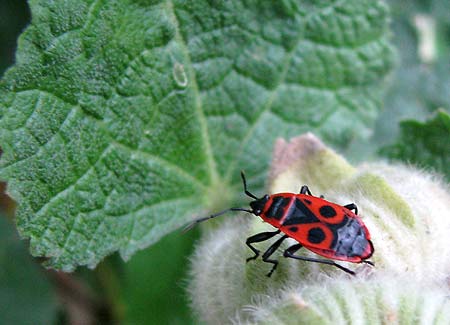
[0,0,448,324]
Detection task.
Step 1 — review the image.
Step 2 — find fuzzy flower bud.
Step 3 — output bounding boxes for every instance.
[242,277,450,324]
[188,134,450,323]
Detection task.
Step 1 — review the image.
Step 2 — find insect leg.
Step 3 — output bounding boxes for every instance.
[246,230,280,262]
[261,235,289,277]
[299,185,313,195]
[283,244,356,276]
[344,203,358,215]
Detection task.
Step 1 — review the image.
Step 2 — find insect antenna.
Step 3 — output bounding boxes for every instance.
[240,171,258,199]
[183,207,253,233]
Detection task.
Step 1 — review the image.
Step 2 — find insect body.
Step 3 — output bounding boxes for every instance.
[186,172,374,277]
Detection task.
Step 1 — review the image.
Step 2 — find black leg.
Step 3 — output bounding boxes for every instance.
[344,203,358,215]
[299,185,312,195]
[261,235,289,277]
[246,230,280,262]
[283,244,355,275]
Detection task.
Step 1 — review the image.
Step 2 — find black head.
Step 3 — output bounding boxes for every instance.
[249,195,269,215]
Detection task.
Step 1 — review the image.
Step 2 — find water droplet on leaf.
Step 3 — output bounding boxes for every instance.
[173,62,188,87]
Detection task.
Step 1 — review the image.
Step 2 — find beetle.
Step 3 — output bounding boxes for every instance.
[185,172,374,277]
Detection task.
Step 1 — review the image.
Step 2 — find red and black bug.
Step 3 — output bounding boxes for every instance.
[185,172,374,277]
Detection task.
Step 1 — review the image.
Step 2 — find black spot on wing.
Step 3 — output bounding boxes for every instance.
[308,227,326,244]
[288,226,298,232]
[319,205,336,218]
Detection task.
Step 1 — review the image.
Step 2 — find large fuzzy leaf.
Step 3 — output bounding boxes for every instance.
[0,0,394,270]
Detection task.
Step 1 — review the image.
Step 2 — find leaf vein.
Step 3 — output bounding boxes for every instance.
[166,0,219,184]
[112,141,207,189]
[1,102,75,170]
[223,33,304,181]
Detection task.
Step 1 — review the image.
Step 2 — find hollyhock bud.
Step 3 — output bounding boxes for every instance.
[188,134,450,323]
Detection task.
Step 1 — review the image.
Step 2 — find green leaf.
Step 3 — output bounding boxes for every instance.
[380,110,450,180]
[0,0,394,270]
[0,215,57,324]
